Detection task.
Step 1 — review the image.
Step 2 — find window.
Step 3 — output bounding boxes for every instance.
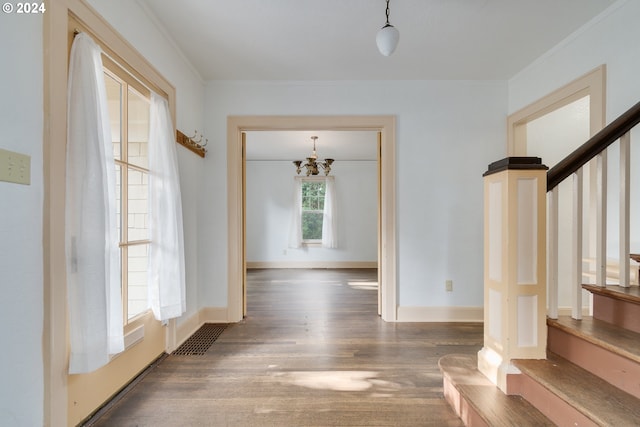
[301,180,326,242]
[289,176,336,249]
[104,62,151,322]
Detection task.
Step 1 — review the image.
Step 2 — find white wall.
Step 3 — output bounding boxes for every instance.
[246,161,378,264]
[0,13,44,427]
[87,0,206,323]
[510,0,640,261]
[509,0,640,118]
[201,80,507,309]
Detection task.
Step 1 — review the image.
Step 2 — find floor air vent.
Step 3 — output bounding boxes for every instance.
[172,323,227,356]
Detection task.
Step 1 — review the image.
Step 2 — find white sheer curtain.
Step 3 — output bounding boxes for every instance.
[148,92,186,321]
[288,177,303,248]
[322,176,338,248]
[66,32,124,374]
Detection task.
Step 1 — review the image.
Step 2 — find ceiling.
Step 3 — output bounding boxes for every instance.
[245,131,379,162]
[139,0,614,159]
[140,0,614,81]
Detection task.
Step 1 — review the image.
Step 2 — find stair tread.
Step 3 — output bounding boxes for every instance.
[439,354,554,427]
[514,354,640,425]
[548,315,640,364]
[583,284,640,305]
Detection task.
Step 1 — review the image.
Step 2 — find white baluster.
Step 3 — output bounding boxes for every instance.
[596,151,607,287]
[548,187,559,319]
[620,132,631,287]
[572,169,583,320]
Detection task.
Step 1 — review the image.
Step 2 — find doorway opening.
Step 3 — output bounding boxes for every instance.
[244,130,379,316]
[507,65,606,315]
[227,116,397,322]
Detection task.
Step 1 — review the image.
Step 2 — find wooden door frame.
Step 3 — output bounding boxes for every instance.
[507,65,606,317]
[507,65,606,155]
[227,116,397,322]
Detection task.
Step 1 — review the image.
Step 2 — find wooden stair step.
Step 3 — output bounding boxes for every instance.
[514,354,640,426]
[439,354,554,427]
[583,284,640,334]
[548,316,640,364]
[583,284,640,306]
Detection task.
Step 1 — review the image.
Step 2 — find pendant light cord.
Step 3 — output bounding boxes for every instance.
[385,0,391,25]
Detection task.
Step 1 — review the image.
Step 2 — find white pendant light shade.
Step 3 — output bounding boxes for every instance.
[376,24,399,56]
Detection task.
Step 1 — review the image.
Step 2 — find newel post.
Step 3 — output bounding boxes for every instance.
[478,157,548,393]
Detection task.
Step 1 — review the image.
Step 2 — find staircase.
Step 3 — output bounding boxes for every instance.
[440,101,640,426]
[440,285,640,426]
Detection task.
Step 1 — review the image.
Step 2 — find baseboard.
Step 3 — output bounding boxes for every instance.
[396,306,483,322]
[246,261,377,269]
[199,306,229,323]
[176,307,230,348]
[177,304,481,345]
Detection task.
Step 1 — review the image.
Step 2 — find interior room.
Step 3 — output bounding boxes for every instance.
[2,0,640,425]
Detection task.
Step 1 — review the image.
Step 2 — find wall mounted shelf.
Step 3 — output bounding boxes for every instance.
[176,129,207,158]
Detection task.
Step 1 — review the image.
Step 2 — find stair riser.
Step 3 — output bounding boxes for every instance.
[593,294,640,334]
[508,372,598,427]
[442,375,489,427]
[548,326,640,399]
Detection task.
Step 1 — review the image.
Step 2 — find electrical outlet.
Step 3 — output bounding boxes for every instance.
[445,280,453,292]
[0,148,30,185]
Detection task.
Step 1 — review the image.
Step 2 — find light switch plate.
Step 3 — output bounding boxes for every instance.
[0,148,31,185]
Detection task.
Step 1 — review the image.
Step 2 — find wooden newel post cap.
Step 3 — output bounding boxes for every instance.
[483,157,548,177]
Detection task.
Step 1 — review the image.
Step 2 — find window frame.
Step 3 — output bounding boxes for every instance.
[103,60,153,326]
[46,8,179,425]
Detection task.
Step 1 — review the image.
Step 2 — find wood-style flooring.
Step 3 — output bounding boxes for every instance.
[92,269,483,426]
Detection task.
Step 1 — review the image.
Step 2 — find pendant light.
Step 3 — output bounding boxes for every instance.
[376,0,399,56]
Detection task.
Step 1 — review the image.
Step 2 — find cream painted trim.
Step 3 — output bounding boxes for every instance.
[396,306,483,322]
[175,307,230,348]
[507,65,606,155]
[44,1,177,425]
[228,115,397,322]
[246,261,378,269]
[199,307,230,323]
[123,324,145,350]
[43,2,69,425]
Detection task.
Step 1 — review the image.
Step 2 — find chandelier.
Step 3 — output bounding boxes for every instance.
[293,136,334,176]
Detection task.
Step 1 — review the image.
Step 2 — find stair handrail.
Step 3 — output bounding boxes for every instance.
[547,101,640,191]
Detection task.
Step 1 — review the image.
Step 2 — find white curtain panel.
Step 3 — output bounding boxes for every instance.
[66,32,124,374]
[288,177,303,248]
[148,92,186,321]
[322,176,338,248]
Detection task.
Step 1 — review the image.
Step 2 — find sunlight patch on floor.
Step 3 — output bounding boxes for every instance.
[347,281,379,291]
[274,370,395,392]
[267,280,343,285]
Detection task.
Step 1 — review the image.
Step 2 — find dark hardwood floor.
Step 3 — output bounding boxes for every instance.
[92,269,483,426]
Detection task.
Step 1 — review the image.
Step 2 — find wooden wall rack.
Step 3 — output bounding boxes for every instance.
[176,129,207,158]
